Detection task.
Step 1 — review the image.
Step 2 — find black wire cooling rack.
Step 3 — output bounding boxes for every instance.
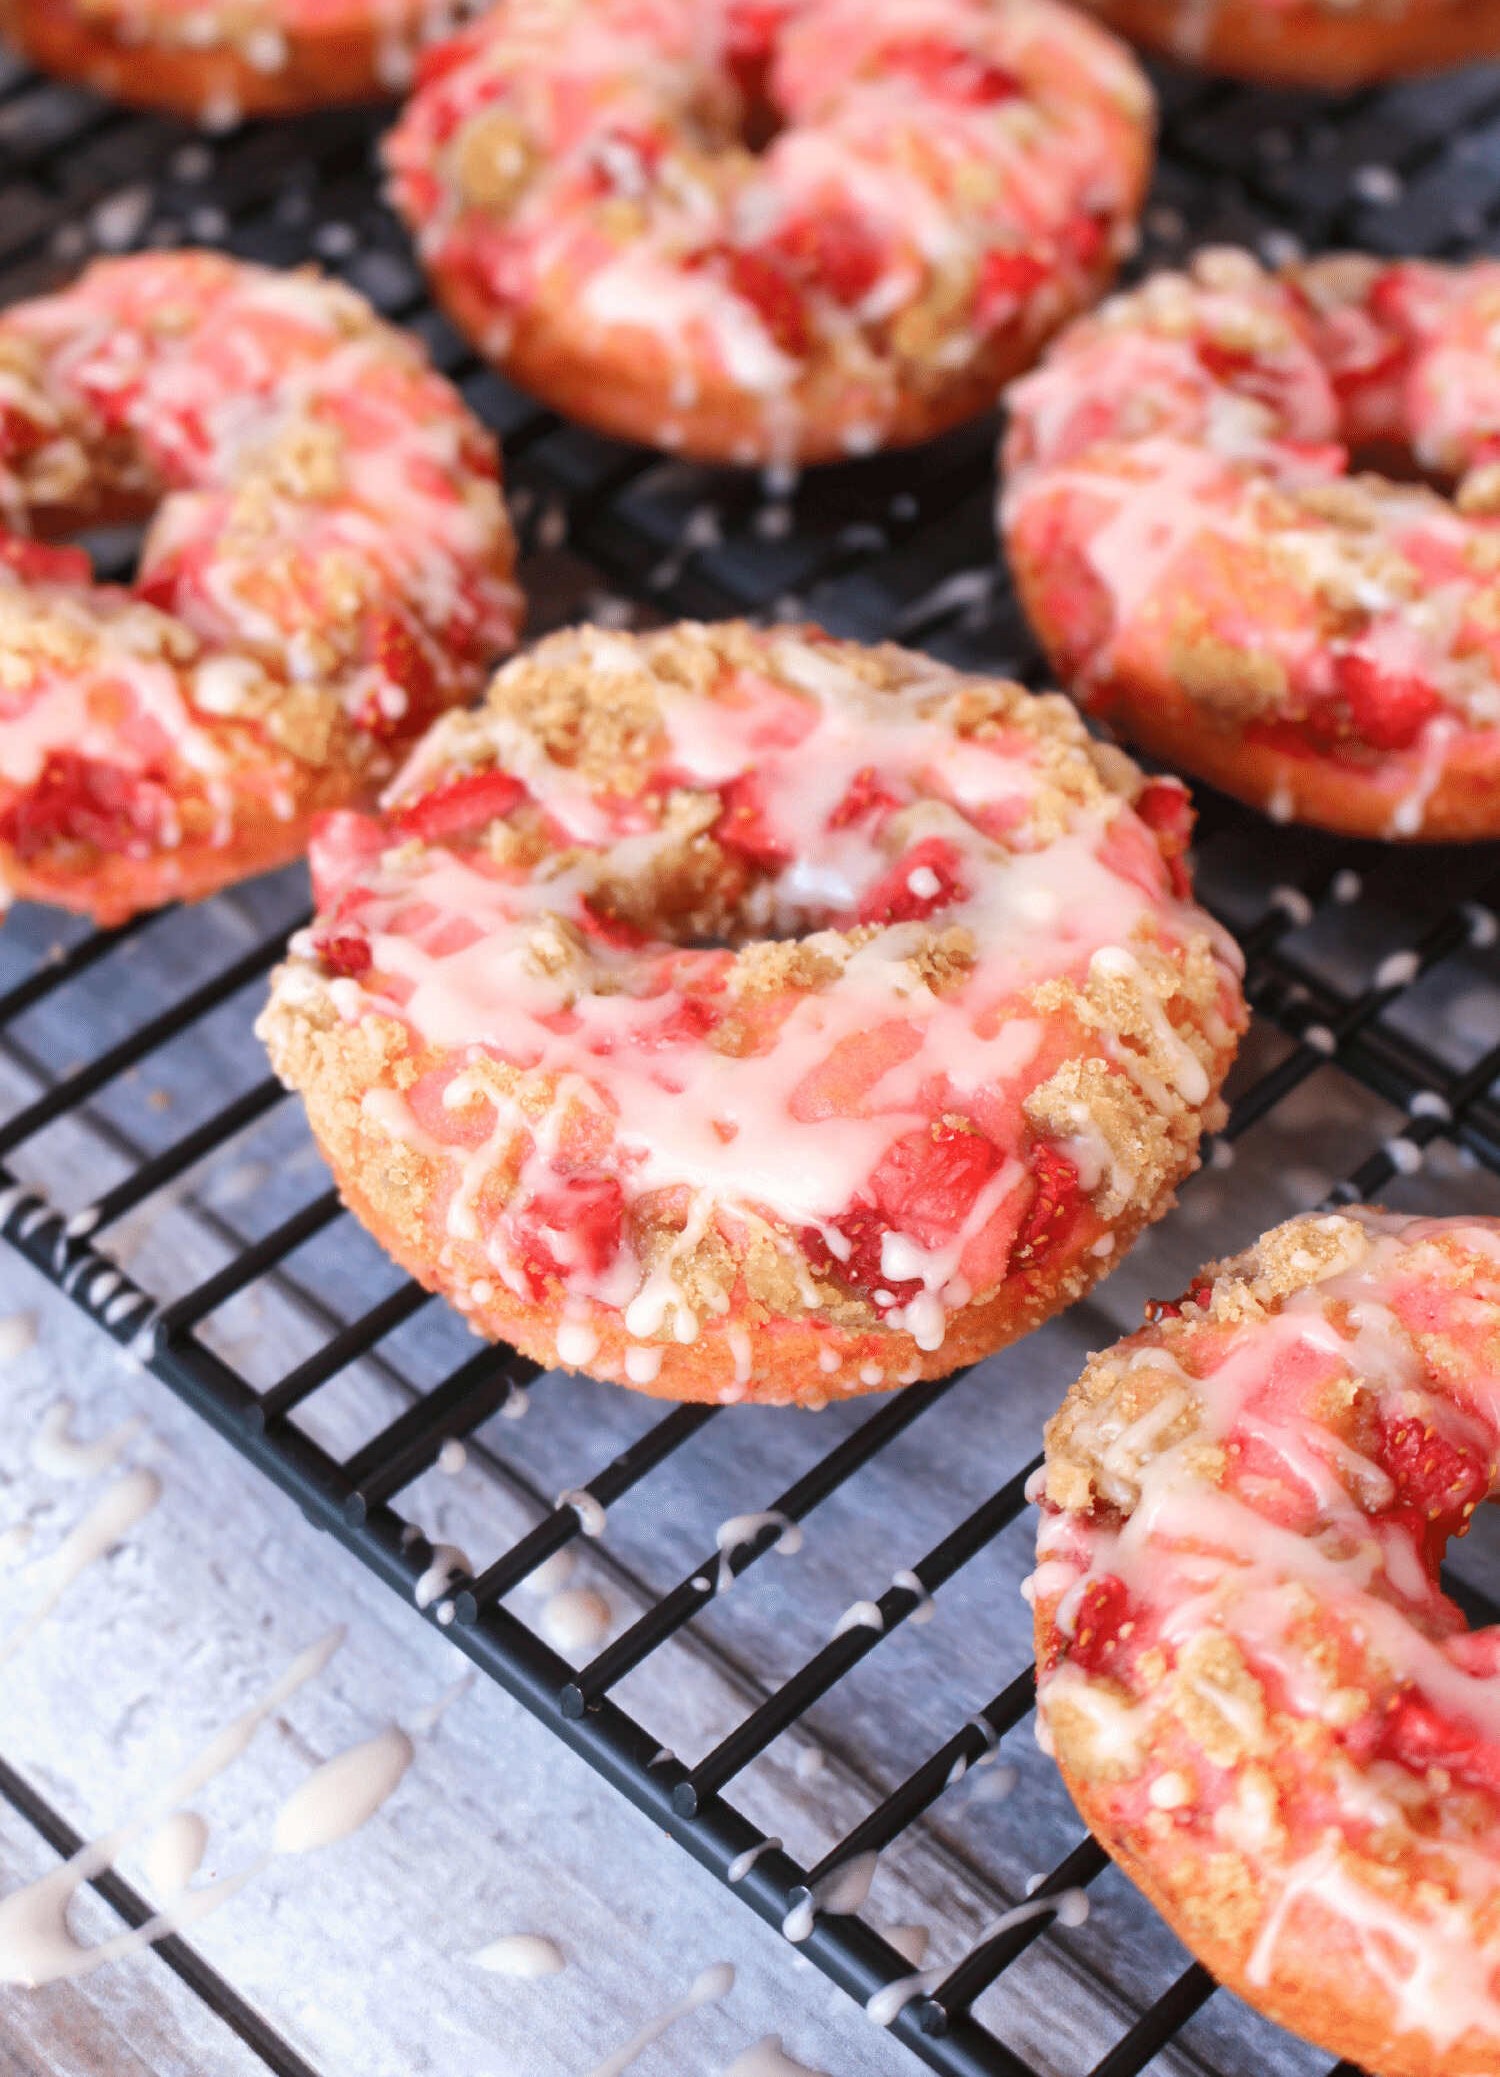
[2,38,1500,2077]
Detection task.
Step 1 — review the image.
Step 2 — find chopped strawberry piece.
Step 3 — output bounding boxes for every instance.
[513,1173,625,1298]
[1068,1574,1135,1676]
[827,765,901,830]
[1332,652,1444,752]
[714,771,790,869]
[858,836,968,925]
[773,210,886,307]
[703,248,809,358]
[590,123,669,194]
[392,767,526,843]
[308,809,387,911]
[579,897,652,949]
[1377,1409,1490,1557]
[974,248,1048,328]
[879,34,1022,102]
[870,1120,1002,1249]
[1196,338,1258,384]
[1370,1687,1500,1798]
[800,1121,1001,1310]
[640,994,721,1047]
[1133,776,1195,900]
[314,930,373,979]
[0,751,162,859]
[365,613,440,735]
[800,1208,922,1311]
[1145,1275,1214,1324]
[0,534,92,587]
[1010,1144,1082,1272]
[1060,212,1108,271]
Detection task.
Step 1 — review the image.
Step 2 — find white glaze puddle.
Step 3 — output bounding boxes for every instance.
[31,1399,145,1481]
[585,1961,735,2077]
[0,1629,341,1984]
[140,1813,208,1898]
[272,1725,415,1855]
[539,1587,611,1654]
[525,1548,578,1596]
[723,2037,827,2077]
[0,1313,37,1364]
[472,1932,566,1978]
[714,1511,802,1594]
[0,1468,161,1666]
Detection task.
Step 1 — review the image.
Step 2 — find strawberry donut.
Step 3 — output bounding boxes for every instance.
[1074,0,1500,88]
[1035,1210,1500,2077]
[1002,248,1500,843]
[0,252,521,926]
[384,0,1154,467]
[258,621,1244,1407]
[0,0,486,123]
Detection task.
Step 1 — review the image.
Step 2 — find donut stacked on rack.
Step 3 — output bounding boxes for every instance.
[259,622,1246,1406]
[384,0,1154,464]
[1002,248,1500,842]
[0,252,521,924]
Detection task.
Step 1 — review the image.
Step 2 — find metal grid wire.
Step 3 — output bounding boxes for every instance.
[1,37,1499,2077]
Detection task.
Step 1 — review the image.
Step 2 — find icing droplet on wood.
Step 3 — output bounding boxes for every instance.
[472,1932,566,1978]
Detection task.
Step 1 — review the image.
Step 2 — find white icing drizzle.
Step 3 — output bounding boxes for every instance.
[31,1400,145,1481]
[0,1313,37,1363]
[414,1543,471,1609]
[0,1630,341,1985]
[0,1469,162,1666]
[782,1849,880,1942]
[722,2037,827,2077]
[715,1509,803,1592]
[272,1725,415,1855]
[727,1835,781,1882]
[140,1812,208,1898]
[585,1961,735,2077]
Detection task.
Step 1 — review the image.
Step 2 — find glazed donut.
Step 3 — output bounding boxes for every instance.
[1034,1209,1500,2077]
[384,0,1154,467]
[0,0,485,123]
[1002,248,1500,843]
[258,621,1245,1407]
[1073,0,1500,88]
[0,252,521,926]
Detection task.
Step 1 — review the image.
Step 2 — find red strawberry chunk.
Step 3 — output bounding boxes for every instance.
[580,897,652,949]
[1377,1409,1490,1557]
[1371,1687,1500,1797]
[714,771,790,869]
[639,994,721,1047]
[365,613,440,735]
[1333,652,1444,752]
[858,836,968,925]
[1068,1574,1135,1676]
[1133,776,1195,900]
[827,765,901,830]
[0,534,92,587]
[514,1173,625,1298]
[712,248,809,358]
[0,751,162,859]
[800,1121,1001,1310]
[975,248,1048,328]
[800,1208,922,1311]
[1145,1275,1214,1324]
[870,1120,1002,1249]
[392,767,526,843]
[314,929,373,979]
[1010,1144,1082,1272]
[774,210,886,307]
[879,34,1022,103]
